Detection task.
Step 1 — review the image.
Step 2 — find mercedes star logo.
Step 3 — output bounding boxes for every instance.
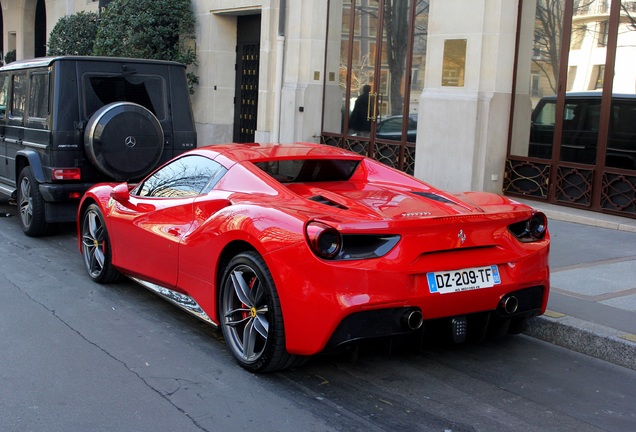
[458,229,466,245]
[125,136,137,148]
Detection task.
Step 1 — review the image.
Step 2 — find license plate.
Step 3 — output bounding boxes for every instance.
[427,265,501,294]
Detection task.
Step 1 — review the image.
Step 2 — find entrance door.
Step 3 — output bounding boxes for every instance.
[322,0,429,175]
[34,0,46,57]
[233,15,261,143]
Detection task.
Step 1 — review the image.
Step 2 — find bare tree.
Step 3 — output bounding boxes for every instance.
[533,0,565,94]
[533,0,600,94]
[356,0,429,116]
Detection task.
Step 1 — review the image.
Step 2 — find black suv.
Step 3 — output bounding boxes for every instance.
[529,92,636,170]
[0,56,196,236]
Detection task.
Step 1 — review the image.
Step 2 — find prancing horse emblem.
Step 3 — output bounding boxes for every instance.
[458,229,466,245]
[125,136,137,148]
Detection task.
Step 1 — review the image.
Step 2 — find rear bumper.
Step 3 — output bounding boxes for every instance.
[39,183,94,223]
[267,241,550,356]
[39,182,94,202]
[323,285,545,350]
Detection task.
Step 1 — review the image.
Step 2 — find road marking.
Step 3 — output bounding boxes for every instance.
[543,310,566,318]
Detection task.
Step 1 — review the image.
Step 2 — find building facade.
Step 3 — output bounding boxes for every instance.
[1,0,635,218]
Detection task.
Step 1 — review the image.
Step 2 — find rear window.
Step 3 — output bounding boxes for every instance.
[83,74,166,120]
[253,159,360,183]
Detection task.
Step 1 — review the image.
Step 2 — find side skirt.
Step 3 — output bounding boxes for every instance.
[129,277,218,328]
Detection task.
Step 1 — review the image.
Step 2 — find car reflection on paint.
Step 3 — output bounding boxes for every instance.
[77,142,550,373]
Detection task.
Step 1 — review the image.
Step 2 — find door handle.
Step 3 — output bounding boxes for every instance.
[367,93,379,122]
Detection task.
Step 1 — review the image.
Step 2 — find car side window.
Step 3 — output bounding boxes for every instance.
[379,117,401,133]
[10,73,27,119]
[533,101,556,126]
[134,155,226,198]
[0,74,9,119]
[28,72,50,120]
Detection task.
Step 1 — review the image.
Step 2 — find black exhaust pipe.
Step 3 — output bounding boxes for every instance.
[501,296,519,315]
[402,309,423,330]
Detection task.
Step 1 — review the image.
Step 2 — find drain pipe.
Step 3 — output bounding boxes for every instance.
[272,0,286,143]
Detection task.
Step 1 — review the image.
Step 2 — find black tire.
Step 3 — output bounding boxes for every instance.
[17,166,49,237]
[84,102,164,181]
[80,204,120,284]
[219,251,303,372]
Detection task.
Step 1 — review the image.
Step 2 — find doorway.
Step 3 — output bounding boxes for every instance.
[34,0,46,57]
[233,14,261,143]
[321,0,429,175]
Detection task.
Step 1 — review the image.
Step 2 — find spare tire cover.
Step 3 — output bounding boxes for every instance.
[84,102,164,180]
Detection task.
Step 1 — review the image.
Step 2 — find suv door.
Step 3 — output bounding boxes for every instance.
[607,100,636,170]
[0,73,9,180]
[529,97,601,165]
[23,70,51,160]
[6,73,27,180]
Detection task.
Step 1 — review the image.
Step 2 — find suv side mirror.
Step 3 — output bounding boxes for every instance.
[110,183,131,203]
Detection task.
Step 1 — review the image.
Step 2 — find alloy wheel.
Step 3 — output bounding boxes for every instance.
[222,264,270,363]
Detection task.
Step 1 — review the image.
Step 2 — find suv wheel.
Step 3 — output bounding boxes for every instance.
[85,102,164,181]
[18,166,49,237]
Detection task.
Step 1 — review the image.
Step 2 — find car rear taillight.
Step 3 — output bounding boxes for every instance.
[305,221,342,259]
[52,168,81,180]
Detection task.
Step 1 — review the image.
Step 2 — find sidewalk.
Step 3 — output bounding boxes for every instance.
[515,198,636,371]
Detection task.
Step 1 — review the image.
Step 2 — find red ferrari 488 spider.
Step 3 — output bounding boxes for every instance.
[78,143,549,372]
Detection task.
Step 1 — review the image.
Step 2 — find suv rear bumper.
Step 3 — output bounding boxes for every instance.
[40,183,95,223]
[39,182,95,202]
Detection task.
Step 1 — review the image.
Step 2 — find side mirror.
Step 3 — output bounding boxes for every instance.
[110,183,130,203]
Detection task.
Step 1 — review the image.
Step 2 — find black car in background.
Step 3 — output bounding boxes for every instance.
[529,92,636,170]
[375,114,418,142]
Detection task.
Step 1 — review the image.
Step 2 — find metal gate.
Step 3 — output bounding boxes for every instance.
[234,43,259,143]
[233,14,261,143]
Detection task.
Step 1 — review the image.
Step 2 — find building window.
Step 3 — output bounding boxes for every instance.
[598,21,609,47]
[570,25,586,50]
[530,73,540,97]
[567,66,577,91]
[589,65,605,90]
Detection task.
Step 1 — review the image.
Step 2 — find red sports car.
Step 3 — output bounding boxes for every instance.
[78,142,549,372]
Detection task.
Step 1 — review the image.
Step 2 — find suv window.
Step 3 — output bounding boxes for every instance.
[11,74,27,119]
[83,74,166,120]
[530,95,636,169]
[0,74,9,119]
[28,72,50,120]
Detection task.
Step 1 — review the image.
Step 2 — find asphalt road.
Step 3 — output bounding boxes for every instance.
[0,197,634,432]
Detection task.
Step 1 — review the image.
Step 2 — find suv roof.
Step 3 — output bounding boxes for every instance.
[0,55,184,72]
[539,92,636,101]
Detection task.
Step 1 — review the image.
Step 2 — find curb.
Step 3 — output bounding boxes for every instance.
[524,314,636,371]
[513,198,636,233]
[539,208,636,233]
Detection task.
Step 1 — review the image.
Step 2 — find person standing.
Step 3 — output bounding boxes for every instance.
[349,84,372,136]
